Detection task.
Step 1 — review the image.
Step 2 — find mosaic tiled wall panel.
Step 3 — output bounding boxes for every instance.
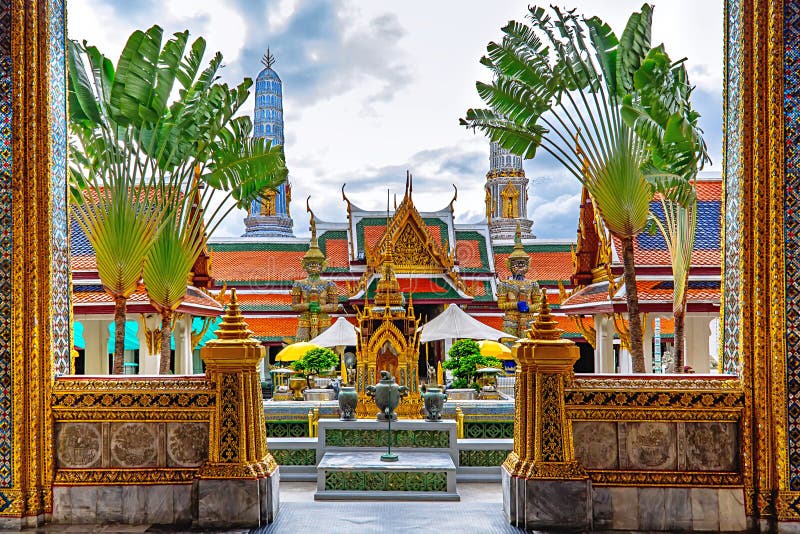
[48,0,70,376]
[785,0,800,491]
[0,0,13,492]
[722,0,744,375]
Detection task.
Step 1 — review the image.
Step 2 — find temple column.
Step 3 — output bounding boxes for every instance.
[137,314,162,375]
[593,314,614,373]
[82,318,111,374]
[684,314,714,374]
[194,290,278,528]
[618,348,632,374]
[643,316,654,373]
[0,0,69,524]
[503,292,589,530]
[173,314,194,375]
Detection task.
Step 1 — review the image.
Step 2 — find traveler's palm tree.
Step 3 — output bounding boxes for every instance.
[461,4,696,372]
[68,26,287,373]
[621,46,710,372]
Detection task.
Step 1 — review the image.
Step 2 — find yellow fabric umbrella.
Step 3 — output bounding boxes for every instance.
[478,340,514,360]
[275,341,322,362]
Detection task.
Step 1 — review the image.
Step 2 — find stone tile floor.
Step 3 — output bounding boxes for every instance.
[259,481,522,534]
[0,482,524,534]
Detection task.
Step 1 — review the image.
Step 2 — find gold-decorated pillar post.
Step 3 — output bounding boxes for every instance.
[502,290,590,531]
[193,290,278,528]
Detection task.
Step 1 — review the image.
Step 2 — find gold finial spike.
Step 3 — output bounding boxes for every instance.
[528,288,563,341]
[215,288,255,341]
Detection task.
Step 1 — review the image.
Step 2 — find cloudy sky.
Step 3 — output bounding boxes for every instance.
[68,0,723,240]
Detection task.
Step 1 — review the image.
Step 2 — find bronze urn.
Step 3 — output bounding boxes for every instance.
[338,386,359,421]
[366,370,408,422]
[421,385,447,422]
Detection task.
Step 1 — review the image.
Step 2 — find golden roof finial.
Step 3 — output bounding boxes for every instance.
[508,223,528,261]
[214,289,255,341]
[527,288,563,340]
[302,196,326,267]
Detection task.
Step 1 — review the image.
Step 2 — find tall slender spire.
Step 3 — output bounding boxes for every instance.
[244,48,294,238]
[486,141,535,241]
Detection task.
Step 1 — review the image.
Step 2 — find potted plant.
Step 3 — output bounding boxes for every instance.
[443,340,502,397]
[291,347,339,389]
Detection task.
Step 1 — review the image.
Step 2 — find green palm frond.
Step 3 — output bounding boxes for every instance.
[143,218,203,313]
[73,184,163,299]
[586,128,651,238]
[652,196,697,313]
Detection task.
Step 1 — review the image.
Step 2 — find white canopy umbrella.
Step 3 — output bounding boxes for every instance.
[418,304,513,343]
[308,317,359,347]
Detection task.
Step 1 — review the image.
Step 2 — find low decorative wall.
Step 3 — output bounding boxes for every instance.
[566,374,746,531]
[50,376,215,524]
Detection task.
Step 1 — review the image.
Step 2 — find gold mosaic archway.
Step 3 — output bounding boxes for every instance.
[1,0,798,528]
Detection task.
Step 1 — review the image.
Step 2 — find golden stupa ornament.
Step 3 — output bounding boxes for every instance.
[291,198,339,341]
[527,288,563,341]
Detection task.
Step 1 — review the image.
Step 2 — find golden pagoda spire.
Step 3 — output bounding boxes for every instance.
[508,223,528,262]
[527,289,563,340]
[211,289,256,342]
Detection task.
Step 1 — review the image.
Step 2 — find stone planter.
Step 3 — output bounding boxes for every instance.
[338,386,358,421]
[446,388,476,401]
[303,388,335,401]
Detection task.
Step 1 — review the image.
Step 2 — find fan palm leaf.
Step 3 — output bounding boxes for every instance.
[462,4,656,371]
[69,25,288,374]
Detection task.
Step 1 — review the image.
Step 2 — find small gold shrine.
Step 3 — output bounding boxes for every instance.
[354,246,422,418]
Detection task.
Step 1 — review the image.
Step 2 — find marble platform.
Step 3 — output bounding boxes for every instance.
[315,451,459,501]
[316,419,458,464]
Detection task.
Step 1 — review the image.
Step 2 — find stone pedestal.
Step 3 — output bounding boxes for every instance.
[193,290,279,529]
[502,291,590,531]
[502,465,591,531]
[194,470,279,528]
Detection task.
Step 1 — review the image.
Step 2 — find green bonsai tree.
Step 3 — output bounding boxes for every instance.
[291,347,339,388]
[443,340,502,390]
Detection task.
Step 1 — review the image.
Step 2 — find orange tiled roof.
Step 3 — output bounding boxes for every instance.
[73,284,222,316]
[560,279,719,310]
[456,240,483,269]
[635,280,719,303]
[696,181,721,201]
[465,279,489,297]
[245,317,301,340]
[494,251,574,282]
[72,255,96,271]
[323,238,350,269]
[212,250,307,281]
[473,314,588,337]
[234,293,293,305]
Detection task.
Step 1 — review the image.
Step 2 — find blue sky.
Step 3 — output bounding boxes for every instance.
[68,0,723,240]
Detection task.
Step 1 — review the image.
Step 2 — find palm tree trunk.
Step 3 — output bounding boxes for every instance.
[159,310,172,374]
[673,284,689,373]
[621,236,645,372]
[673,309,686,373]
[112,295,126,374]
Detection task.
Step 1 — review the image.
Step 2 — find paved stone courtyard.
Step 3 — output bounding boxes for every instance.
[0,482,523,534]
[259,482,522,534]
